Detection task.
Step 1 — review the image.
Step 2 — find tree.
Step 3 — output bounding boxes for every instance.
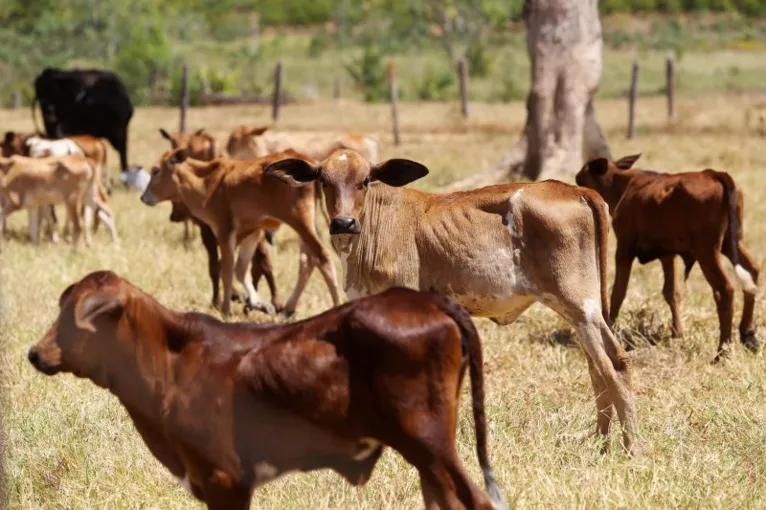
[450,0,612,189]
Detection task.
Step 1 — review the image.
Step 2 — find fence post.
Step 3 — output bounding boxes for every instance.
[179,64,189,133]
[666,57,675,120]
[457,57,469,118]
[12,91,21,109]
[333,76,341,100]
[388,61,400,146]
[627,61,639,140]
[272,61,283,122]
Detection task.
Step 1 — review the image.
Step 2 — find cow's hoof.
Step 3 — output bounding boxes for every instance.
[741,331,759,353]
[244,300,276,316]
[711,347,732,365]
[282,308,296,319]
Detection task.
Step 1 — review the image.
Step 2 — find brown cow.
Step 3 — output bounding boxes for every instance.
[140,149,342,317]
[575,154,760,362]
[226,125,380,163]
[265,149,640,455]
[159,128,281,310]
[27,270,508,510]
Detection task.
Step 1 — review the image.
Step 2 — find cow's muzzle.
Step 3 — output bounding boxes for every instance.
[329,217,360,235]
[27,347,60,376]
[140,191,157,206]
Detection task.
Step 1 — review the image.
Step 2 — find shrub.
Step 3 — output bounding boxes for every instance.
[344,45,389,103]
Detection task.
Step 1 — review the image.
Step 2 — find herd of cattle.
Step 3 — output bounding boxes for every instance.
[9,107,760,508]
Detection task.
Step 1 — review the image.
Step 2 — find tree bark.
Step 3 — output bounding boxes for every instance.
[448,0,611,189]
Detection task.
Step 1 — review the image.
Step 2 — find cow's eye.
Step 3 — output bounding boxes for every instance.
[359,177,370,190]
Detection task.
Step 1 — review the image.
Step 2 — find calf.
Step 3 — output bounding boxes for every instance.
[140,149,342,317]
[226,125,380,163]
[0,154,118,248]
[575,154,760,362]
[266,150,640,455]
[27,270,508,510]
[159,128,281,309]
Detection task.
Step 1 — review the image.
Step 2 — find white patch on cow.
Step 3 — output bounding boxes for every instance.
[175,475,193,496]
[583,298,601,322]
[498,248,509,258]
[253,462,284,487]
[735,265,758,295]
[338,153,348,162]
[353,438,381,461]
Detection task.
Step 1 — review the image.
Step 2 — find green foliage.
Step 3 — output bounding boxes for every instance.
[466,41,492,78]
[415,65,455,101]
[343,45,390,103]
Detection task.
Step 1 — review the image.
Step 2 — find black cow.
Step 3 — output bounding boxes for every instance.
[32,67,134,173]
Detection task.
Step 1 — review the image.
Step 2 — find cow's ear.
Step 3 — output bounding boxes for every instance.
[159,128,172,141]
[264,158,319,185]
[587,158,610,176]
[615,153,641,170]
[248,126,269,137]
[194,128,205,136]
[3,131,14,144]
[74,290,125,333]
[370,159,429,187]
[169,148,188,165]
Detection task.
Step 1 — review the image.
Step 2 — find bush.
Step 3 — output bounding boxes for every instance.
[465,41,492,79]
[415,66,455,101]
[344,45,390,103]
[112,22,171,105]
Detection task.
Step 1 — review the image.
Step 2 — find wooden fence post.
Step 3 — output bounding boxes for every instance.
[12,91,21,109]
[333,76,341,100]
[388,61,400,146]
[179,64,189,133]
[457,57,469,118]
[666,57,675,120]
[627,61,639,140]
[272,61,283,122]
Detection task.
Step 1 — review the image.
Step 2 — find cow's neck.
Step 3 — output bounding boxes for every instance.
[607,171,637,214]
[173,162,215,208]
[340,184,422,296]
[106,303,186,424]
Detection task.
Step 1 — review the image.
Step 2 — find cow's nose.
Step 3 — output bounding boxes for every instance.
[28,348,40,368]
[330,217,358,235]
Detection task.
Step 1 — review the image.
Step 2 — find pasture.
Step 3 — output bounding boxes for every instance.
[3,92,766,508]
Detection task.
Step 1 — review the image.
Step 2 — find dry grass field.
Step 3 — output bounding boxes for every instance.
[3,91,766,509]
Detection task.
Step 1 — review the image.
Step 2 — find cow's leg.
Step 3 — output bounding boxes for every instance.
[65,200,83,251]
[609,244,635,326]
[723,242,760,352]
[698,252,736,362]
[199,224,221,309]
[251,239,283,312]
[44,206,60,243]
[287,217,342,307]
[235,231,274,315]
[27,208,41,246]
[219,230,236,317]
[82,204,94,245]
[281,242,316,317]
[586,356,613,453]
[660,255,684,337]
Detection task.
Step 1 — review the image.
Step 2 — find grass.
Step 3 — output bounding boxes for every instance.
[3,90,766,508]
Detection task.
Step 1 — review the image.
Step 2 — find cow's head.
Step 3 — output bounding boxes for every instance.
[28,271,127,386]
[226,125,269,159]
[140,148,188,206]
[159,128,190,150]
[2,131,29,157]
[575,153,641,209]
[265,149,428,245]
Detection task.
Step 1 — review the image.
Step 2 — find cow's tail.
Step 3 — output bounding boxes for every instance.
[582,191,611,324]
[715,171,758,294]
[433,296,508,510]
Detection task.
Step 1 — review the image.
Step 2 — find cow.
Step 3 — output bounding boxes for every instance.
[575,153,760,362]
[158,128,281,311]
[264,149,640,455]
[0,154,118,249]
[27,270,508,510]
[32,67,134,173]
[140,149,342,317]
[226,125,380,163]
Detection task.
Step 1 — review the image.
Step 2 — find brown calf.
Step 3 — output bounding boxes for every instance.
[140,149,342,317]
[266,149,640,455]
[575,154,760,362]
[28,270,508,510]
[158,128,280,310]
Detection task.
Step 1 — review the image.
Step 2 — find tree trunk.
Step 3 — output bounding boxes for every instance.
[448,0,611,189]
